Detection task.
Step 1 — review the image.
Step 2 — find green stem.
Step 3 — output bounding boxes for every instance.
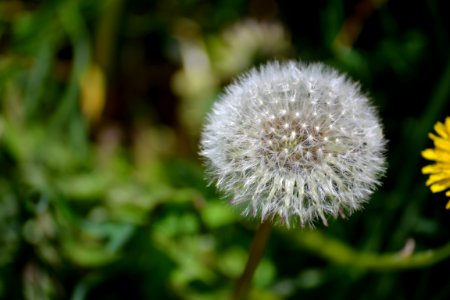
[292,230,450,270]
[234,220,273,300]
[94,0,124,77]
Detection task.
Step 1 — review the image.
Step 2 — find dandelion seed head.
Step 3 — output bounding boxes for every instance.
[200,60,386,227]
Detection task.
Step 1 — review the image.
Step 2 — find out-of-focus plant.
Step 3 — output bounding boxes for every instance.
[173,19,292,138]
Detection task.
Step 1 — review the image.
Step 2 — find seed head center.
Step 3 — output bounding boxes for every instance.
[259,114,326,170]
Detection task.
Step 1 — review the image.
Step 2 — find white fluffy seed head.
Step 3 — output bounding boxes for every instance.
[200,60,386,228]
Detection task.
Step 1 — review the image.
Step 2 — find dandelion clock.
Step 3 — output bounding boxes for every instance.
[200,61,386,228]
[200,60,386,299]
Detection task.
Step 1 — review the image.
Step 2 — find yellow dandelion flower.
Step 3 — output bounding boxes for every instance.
[422,117,450,209]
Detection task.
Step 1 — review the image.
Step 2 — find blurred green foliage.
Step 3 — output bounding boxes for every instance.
[1,0,450,299]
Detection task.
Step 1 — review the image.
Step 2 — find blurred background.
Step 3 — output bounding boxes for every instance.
[1,0,450,299]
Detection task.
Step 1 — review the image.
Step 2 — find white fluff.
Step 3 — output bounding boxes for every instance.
[200,61,386,227]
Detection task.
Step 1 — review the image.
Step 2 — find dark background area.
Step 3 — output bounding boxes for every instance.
[1,0,450,299]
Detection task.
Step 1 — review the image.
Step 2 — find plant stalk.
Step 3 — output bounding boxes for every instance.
[233,220,273,300]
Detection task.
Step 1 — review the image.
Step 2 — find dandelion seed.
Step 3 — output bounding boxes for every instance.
[421,117,450,209]
[200,60,386,227]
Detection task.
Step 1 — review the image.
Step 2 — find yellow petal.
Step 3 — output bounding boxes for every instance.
[422,164,443,174]
[446,190,450,197]
[446,200,450,210]
[422,149,437,160]
[434,121,449,139]
[436,150,450,163]
[445,117,450,135]
[427,165,450,175]
[422,149,450,163]
[429,133,450,150]
[426,173,450,186]
[430,179,450,193]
